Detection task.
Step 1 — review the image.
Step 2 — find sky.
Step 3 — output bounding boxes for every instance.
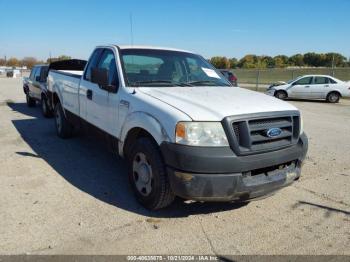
[0,0,349,60]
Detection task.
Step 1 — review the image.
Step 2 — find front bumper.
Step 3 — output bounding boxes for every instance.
[160,133,308,201]
[265,89,275,96]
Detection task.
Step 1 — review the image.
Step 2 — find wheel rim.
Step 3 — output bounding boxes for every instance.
[55,107,62,133]
[132,152,153,196]
[278,92,285,99]
[329,93,338,102]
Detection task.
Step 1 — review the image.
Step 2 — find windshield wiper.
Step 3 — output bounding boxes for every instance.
[187,80,230,86]
[130,80,190,87]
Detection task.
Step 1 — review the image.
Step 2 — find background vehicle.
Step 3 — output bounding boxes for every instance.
[47,45,308,210]
[6,69,20,78]
[23,65,52,116]
[220,70,238,86]
[266,75,350,103]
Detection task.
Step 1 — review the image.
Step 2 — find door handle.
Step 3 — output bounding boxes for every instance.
[305,86,310,88]
[87,89,93,100]
[324,85,329,87]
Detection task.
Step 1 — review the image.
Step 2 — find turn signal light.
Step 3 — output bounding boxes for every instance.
[175,122,186,140]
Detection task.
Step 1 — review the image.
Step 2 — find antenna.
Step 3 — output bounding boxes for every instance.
[129,12,134,46]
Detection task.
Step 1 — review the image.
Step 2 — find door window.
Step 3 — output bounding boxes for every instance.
[294,77,313,85]
[33,67,41,81]
[30,67,37,80]
[314,77,328,84]
[327,78,337,84]
[40,66,49,81]
[97,49,119,87]
[84,49,103,81]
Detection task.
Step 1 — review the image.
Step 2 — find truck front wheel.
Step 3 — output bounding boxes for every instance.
[41,96,53,118]
[128,137,175,210]
[54,101,73,138]
[26,94,36,107]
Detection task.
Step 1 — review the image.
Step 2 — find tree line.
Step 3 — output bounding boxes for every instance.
[0,55,71,69]
[209,52,350,69]
[1,52,349,70]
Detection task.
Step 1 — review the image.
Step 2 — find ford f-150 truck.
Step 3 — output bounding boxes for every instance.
[47,45,308,210]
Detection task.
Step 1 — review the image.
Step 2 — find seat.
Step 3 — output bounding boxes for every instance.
[157,62,175,80]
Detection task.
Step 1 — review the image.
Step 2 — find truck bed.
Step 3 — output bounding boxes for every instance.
[47,70,82,116]
[47,59,87,116]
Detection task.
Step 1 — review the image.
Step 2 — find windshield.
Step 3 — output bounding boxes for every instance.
[287,76,302,84]
[119,49,231,87]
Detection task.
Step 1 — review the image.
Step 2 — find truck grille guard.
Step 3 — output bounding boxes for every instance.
[222,111,301,156]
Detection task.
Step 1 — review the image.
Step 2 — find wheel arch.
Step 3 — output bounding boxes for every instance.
[119,112,171,158]
[51,91,68,118]
[275,89,288,97]
[327,90,342,98]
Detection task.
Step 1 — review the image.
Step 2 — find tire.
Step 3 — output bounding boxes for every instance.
[41,96,53,118]
[128,137,175,210]
[326,92,340,103]
[274,90,287,100]
[54,101,73,138]
[26,93,36,107]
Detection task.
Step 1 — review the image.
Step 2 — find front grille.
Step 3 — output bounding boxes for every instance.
[224,112,300,155]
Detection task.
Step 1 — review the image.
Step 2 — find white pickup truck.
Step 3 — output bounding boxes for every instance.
[47,45,308,210]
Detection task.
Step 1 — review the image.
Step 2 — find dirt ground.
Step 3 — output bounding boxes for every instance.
[0,77,349,255]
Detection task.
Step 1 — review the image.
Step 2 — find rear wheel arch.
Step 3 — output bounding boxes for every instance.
[327,90,341,98]
[326,91,341,103]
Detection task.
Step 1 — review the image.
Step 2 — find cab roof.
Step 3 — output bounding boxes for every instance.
[114,45,194,54]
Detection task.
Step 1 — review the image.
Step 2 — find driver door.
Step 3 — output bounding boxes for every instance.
[83,48,120,135]
[289,76,313,98]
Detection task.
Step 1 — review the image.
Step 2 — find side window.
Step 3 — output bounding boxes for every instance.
[33,67,41,81]
[97,49,119,87]
[40,66,49,80]
[328,78,337,84]
[314,77,328,84]
[294,77,313,85]
[84,49,103,81]
[30,67,37,80]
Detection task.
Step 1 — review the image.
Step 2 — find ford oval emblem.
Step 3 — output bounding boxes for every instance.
[266,128,282,138]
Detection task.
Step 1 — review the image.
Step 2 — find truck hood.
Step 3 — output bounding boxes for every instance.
[138,86,298,121]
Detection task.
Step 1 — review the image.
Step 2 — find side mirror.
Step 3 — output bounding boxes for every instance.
[91,68,117,93]
[35,76,41,82]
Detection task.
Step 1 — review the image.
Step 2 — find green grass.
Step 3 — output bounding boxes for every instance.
[233,68,350,84]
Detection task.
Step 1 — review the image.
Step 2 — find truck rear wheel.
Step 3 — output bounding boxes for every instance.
[54,101,73,138]
[26,94,36,107]
[128,137,175,210]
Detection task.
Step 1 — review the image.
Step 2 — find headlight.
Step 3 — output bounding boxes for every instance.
[175,122,229,146]
[299,112,304,135]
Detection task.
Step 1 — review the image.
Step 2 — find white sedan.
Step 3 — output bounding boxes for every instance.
[266,75,350,103]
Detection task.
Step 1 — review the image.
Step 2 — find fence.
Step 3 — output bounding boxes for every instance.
[231,67,350,91]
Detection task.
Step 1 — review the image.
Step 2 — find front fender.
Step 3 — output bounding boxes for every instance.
[119,111,171,156]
